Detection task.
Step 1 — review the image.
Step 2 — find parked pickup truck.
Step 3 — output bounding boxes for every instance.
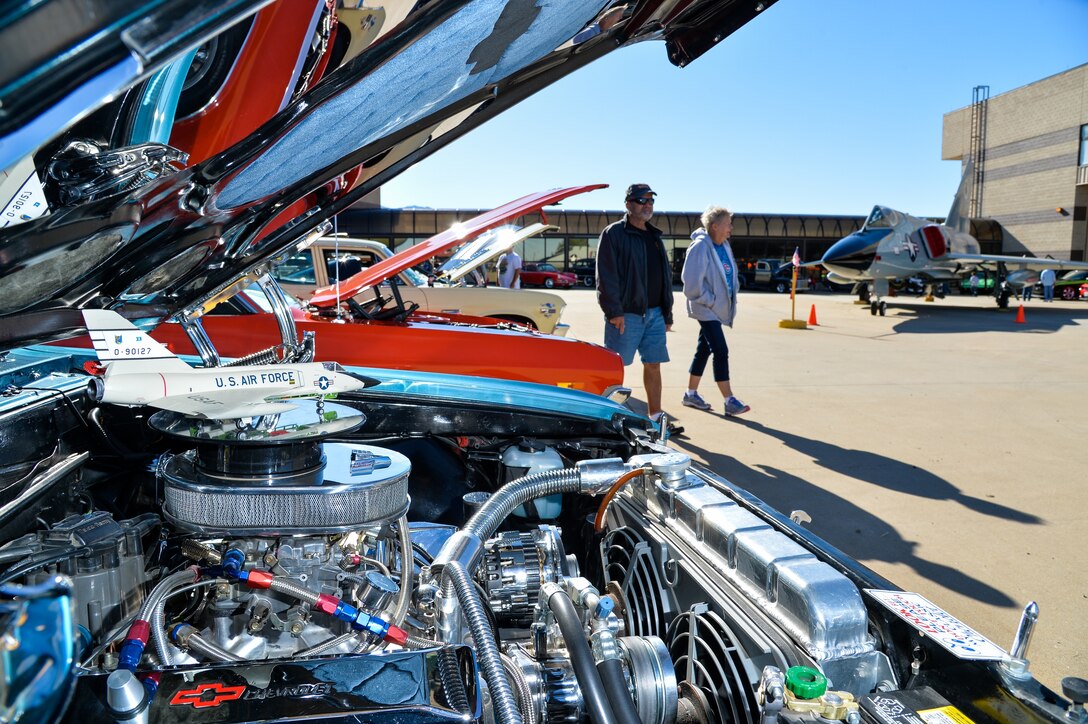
[740,259,810,293]
[272,237,569,335]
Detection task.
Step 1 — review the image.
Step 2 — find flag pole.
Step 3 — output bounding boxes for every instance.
[791,263,798,320]
[779,247,807,329]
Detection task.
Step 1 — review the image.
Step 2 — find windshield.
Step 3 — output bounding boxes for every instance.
[401,267,427,286]
[244,285,304,312]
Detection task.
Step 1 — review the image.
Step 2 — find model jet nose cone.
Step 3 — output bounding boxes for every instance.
[343,371,381,390]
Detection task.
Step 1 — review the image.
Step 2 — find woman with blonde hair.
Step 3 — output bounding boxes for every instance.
[680,205,749,416]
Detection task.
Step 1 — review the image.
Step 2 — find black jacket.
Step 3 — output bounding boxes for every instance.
[595,216,674,325]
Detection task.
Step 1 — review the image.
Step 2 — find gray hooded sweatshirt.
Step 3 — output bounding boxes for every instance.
[681,227,739,326]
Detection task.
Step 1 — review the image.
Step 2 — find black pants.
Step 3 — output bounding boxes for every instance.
[689,320,729,381]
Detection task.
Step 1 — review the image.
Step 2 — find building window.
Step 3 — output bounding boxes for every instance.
[1080,124,1088,167]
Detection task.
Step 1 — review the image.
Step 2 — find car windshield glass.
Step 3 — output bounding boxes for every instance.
[244,285,303,312]
[272,251,317,284]
[401,267,426,286]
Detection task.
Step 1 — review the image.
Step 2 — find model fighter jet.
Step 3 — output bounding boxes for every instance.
[819,162,1088,315]
[82,310,374,419]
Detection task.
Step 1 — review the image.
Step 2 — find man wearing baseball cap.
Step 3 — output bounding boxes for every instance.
[596,183,677,430]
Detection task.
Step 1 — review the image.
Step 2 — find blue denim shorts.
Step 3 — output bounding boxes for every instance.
[604,307,670,366]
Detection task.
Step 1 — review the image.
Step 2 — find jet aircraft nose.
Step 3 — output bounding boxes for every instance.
[821,229,888,279]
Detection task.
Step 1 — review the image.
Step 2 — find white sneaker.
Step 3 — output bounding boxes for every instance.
[682,390,712,410]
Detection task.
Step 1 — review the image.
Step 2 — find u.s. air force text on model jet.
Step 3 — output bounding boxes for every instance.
[213,371,299,388]
[816,161,1088,315]
[82,310,375,420]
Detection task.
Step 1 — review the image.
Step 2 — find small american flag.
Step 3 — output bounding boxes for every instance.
[792,247,801,267]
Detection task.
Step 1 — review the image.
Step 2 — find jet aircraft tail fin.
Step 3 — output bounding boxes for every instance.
[944,157,973,236]
[82,310,191,373]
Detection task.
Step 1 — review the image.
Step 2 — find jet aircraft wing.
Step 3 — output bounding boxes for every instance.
[940,253,1088,274]
[309,184,605,306]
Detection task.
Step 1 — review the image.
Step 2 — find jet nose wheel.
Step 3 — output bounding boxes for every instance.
[879,301,887,316]
[870,301,887,316]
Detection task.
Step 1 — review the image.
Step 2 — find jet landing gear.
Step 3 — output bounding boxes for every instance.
[870,300,887,316]
[995,282,1012,309]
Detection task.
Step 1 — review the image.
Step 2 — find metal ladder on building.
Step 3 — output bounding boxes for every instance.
[968,85,989,218]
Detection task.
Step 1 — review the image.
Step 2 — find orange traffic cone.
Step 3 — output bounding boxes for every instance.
[808,304,819,326]
[1015,304,1026,324]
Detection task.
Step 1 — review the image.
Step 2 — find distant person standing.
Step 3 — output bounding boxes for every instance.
[1022,281,1034,301]
[969,272,980,296]
[596,183,674,426]
[1040,267,1056,302]
[680,206,749,417]
[498,248,522,289]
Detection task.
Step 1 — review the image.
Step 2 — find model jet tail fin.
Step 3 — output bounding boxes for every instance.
[82,310,191,373]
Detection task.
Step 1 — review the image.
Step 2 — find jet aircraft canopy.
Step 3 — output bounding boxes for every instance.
[864,206,899,230]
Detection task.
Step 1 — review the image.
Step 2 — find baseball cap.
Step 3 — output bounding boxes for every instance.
[625,184,656,201]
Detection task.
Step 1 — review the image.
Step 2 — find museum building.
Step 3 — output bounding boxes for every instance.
[943,63,1088,261]
[338,205,866,275]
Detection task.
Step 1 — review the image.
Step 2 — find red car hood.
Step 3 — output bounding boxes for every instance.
[309,184,605,307]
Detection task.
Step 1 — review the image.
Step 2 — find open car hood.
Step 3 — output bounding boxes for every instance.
[437,222,557,284]
[0,0,778,348]
[310,184,603,306]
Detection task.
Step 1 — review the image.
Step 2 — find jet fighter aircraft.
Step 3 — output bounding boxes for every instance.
[82,310,374,419]
[819,164,1088,315]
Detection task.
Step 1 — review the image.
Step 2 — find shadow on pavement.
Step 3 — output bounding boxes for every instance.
[671,422,1024,608]
[876,300,1088,334]
[738,420,1042,525]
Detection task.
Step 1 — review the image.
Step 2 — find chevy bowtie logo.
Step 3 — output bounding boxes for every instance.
[171,682,246,708]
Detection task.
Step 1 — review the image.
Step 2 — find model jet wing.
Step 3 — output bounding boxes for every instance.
[149,390,298,420]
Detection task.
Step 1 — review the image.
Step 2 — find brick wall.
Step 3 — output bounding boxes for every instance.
[942,64,1088,259]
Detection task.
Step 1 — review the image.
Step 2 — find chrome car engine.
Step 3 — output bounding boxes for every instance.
[0,370,1080,724]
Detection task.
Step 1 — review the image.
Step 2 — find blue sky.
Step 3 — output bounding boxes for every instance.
[381,0,1088,218]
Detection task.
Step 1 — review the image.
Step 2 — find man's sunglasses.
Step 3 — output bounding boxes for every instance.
[629,197,655,205]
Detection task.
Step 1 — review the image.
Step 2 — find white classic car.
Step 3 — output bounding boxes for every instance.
[275,235,571,335]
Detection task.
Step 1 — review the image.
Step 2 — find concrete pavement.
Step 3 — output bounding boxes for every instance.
[555,285,1087,691]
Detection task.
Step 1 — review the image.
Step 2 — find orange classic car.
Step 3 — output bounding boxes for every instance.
[146,284,624,395]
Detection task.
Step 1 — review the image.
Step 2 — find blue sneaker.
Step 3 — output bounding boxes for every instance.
[682,390,712,410]
[724,396,750,416]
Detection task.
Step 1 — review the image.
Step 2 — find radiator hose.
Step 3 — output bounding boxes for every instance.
[432,460,627,724]
[598,657,642,724]
[544,584,618,724]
